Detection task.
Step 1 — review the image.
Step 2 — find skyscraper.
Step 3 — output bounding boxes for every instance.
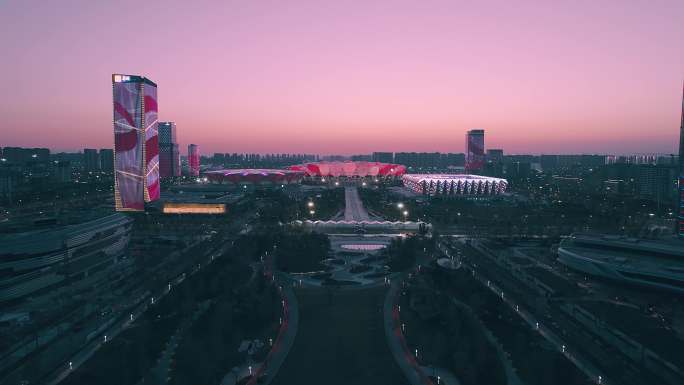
[679,83,684,237]
[188,144,200,177]
[465,129,485,173]
[112,74,160,211]
[158,122,181,177]
[99,149,114,172]
[83,148,99,172]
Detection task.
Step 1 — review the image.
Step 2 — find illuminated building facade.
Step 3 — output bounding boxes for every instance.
[188,144,200,177]
[205,168,304,186]
[402,174,507,196]
[465,129,485,173]
[112,74,160,211]
[158,122,180,177]
[289,161,406,178]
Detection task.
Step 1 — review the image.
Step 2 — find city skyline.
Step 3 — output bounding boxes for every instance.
[1,0,683,155]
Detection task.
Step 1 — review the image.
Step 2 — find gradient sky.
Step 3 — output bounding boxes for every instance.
[1,0,682,155]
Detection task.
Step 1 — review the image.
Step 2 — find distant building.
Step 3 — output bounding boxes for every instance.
[158,122,181,177]
[637,164,677,205]
[351,154,372,161]
[465,129,485,173]
[540,155,559,172]
[1,147,50,165]
[99,148,114,172]
[83,148,100,172]
[188,144,200,176]
[112,74,160,211]
[486,149,503,163]
[53,160,72,183]
[372,152,394,163]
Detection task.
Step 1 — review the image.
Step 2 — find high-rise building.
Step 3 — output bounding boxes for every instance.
[487,149,504,163]
[465,129,485,173]
[99,149,114,172]
[53,160,72,183]
[112,74,160,211]
[372,152,394,163]
[679,83,684,237]
[158,122,181,177]
[83,148,100,172]
[188,144,200,177]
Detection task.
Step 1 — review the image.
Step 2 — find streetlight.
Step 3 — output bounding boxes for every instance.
[307,201,314,208]
[309,210,315,215]
[397,203,404,209]
[403,210,409,218]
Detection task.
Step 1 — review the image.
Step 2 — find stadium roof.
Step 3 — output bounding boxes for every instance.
[289,161,406,177]
[205,169,304,184]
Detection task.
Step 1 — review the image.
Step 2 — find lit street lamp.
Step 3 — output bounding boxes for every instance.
[397,203,404,209]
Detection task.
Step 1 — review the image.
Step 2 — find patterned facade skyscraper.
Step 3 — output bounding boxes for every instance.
[188,144,200,177]
[465,129,485,173]
[158,122,180,177]
[678,83,684,237]
[112,74,160,211]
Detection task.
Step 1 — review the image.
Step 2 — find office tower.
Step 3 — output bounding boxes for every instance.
[679,83,684,237]
[158,122,181,177]
[99,149,114,172]
[112,74,160,211]
[53,161,72,183]
[487,149,504,163]
[83,148,100,172]
[188,144,200,177]
[372,152,394,163]
[465,129,485,173]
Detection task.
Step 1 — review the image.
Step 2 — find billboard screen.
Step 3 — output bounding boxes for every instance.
[113,80,144,211]
[144,83,160,202]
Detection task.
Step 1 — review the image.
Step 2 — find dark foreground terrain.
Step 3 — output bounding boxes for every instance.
[271,285,408,385]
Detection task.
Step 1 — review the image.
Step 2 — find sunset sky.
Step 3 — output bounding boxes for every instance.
[1,0,682,155]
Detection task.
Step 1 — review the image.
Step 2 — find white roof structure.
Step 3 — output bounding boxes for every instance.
[402,174,508,196]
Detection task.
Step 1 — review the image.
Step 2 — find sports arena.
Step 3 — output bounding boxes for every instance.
[288,161,406,180]
[204,169,305,187]
[402,174,508,196]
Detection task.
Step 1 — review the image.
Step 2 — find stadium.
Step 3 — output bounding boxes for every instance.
[288,161,406,179]
[402,174,508,196]
[204,169,305,187]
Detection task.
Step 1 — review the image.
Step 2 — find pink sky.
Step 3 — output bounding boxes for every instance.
[0,0,682,155]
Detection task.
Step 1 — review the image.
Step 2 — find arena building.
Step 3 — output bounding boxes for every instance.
[402,174,508,196]
[289,161,406,179]
[204,169,305,188]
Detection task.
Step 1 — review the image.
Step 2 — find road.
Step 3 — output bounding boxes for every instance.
[344,187,370,221]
